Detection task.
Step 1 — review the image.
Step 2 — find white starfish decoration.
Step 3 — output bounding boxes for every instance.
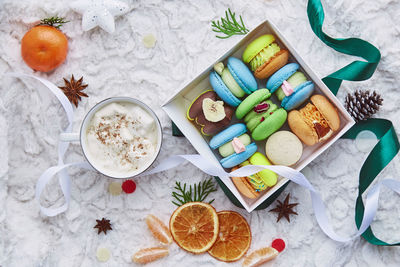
[70,0,130,33]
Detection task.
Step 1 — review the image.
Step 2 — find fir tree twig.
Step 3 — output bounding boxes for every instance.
[211,8,249,39]
[171,178,217,206]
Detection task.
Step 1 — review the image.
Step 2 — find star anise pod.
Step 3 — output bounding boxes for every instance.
[94,218,112,235]
[269,194,298,222]
[59,75,88,107]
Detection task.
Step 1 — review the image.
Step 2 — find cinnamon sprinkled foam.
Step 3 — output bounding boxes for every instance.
[85,102,158,177]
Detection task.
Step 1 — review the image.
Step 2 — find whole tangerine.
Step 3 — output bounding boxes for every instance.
[21,25,68,72]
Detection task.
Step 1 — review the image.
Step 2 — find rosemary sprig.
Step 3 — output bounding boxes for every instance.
[172,178,217,206]
[37,17,69,29]
[211,8,249,39]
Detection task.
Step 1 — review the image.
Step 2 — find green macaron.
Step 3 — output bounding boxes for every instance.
[243,100,278,132]
[235,89,271,119]
[236,88,287,140]
[242,35,276,64]
[242,34,281,72]
[252,108,287,141]
[248,152,278,187]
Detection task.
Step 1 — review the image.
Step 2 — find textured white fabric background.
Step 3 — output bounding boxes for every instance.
[1,0,400,266]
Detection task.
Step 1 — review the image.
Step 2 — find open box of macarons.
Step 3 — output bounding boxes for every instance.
[162,20,355,212]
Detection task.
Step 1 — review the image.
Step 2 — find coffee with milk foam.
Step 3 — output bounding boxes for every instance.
[85,102,158,177]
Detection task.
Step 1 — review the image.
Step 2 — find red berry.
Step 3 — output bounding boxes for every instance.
[122,180,136,194]
[271,238,285,253]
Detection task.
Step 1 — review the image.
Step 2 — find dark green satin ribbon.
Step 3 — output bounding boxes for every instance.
[308,0,400,245]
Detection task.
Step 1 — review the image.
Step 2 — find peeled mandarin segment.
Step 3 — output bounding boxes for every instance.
[146,214,172,245]
[242,247,279,267]
[132,247,168,264]
[96,247,111,262]
[208,211,251,262]
[169,202,219,254]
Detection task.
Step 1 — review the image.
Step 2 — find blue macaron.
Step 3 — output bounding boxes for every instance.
[227,57,258,94]
[210,123,247,149]
[266,63,314,110]
[281,81,314,110]
[209,123,257,169]
[266,63,299,93]
[210,57,258,107]
[209,71,242,107]
[220,143,257,168]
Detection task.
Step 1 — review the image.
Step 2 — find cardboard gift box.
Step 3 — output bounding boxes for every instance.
[162,20,355,212]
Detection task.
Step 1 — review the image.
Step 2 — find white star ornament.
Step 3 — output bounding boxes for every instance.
[70,0,130,33]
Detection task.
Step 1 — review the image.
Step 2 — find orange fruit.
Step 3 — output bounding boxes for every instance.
[146,214,172,245]
[208,211,251,262]
[132,247,169,264]
[21,25,68,72]
[242,247,279,267]
[169,202,219,254]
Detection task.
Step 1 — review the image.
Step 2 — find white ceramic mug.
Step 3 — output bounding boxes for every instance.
[60,97,163,179]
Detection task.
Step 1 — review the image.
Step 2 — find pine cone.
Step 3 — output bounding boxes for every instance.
[345,90,383,122]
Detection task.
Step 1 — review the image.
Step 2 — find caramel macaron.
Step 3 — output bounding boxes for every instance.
[288,95,340,146]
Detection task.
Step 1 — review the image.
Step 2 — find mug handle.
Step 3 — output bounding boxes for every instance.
[59,132,80,142]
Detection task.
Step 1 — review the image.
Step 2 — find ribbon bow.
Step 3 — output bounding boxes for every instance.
[308,0,400,246]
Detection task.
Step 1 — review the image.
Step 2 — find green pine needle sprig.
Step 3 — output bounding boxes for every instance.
[211,8,249,39]
[37,16,69,29]
[172,178,217,206]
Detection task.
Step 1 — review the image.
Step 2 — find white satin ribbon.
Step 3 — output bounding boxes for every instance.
[7,73,93,216]
[9,73,400,243]
[142,155,400,242]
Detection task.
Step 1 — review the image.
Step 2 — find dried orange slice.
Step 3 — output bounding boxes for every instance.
[132,247,168,264]
[146,214,172,245]
[169,202,219,254]
[208,211,251,262]
[242,247,279,267]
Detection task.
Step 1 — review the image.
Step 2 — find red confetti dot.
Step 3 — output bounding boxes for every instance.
[122,180,136,194]
[271,238,285,253]
[260,117,265,122]
[269,112,273,115]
